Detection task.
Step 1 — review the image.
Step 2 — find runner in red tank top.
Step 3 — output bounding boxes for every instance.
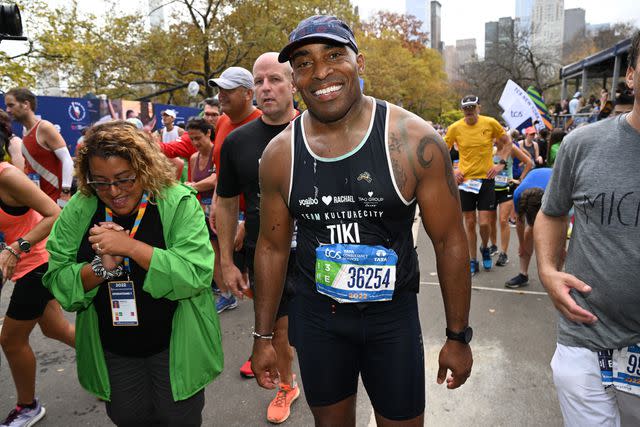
[4,88,73,205]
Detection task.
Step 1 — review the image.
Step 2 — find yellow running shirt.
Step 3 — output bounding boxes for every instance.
[444,115,505,179]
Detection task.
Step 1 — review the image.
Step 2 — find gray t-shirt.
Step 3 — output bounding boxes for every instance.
[542,114,640,350]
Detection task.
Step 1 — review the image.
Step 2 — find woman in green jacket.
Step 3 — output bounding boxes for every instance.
[43,121,223,426]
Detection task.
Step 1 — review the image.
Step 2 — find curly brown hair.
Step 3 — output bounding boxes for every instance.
[75,121,176,198]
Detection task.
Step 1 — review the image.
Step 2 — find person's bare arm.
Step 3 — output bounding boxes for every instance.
[534,212,597,324]
[487,133,511,179]
[0,166,60,281]
[8,137,25,171]
[251,128,294,390]
[389,107,472,389]
[511,145,533,182]
[217,195,247,296]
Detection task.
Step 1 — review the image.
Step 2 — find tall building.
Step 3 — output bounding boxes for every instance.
[485,21,499,60]
[406,0,431,47]
[456,38,477,65]
[515,0,534,34]
[563,8,585,60]
[563,8,585,43]
[485,17,514,60]
[498,17,515,45]
[531,0,564,63]
[430,1,442,52]
[444,45,459,80]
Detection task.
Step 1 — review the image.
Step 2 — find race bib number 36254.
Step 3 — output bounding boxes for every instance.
[315,244,397,303]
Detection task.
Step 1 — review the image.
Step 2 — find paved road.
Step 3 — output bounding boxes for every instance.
[0,227,563,426]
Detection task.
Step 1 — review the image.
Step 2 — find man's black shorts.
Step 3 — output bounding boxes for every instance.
[289,291,425,420]
[6,263,55,321]
[459,179,496,211]
[245,246,297,319]
[495,188,513,205]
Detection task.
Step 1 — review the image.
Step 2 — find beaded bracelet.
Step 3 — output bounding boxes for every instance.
[90,255,125,280]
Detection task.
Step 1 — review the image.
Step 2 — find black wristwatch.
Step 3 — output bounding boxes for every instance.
[446,327,473,344]
[61,188,71,194]
[17,237,31,253]
[498,159,508,166]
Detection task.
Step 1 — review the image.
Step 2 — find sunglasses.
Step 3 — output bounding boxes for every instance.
[87,175,137,192]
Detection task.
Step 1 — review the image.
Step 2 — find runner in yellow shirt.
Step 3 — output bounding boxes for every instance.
[444,95,511,275]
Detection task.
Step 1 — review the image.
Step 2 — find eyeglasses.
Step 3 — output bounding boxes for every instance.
[87,175,137,192]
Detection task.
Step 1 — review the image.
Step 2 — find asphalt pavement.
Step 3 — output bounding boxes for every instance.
[0,226,563,426]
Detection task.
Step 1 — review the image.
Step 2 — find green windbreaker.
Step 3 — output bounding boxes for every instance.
[43,184,223,401]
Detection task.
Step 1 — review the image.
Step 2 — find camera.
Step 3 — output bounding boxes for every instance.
[0,3,26,42]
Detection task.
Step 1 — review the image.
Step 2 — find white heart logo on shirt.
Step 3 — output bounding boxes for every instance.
[322,196,332,205]
[368,191,373,197]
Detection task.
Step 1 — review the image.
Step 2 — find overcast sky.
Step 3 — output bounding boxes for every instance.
[354,0,640,57]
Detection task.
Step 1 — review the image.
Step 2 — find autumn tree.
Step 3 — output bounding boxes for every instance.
[358,12,454,121]
[3,0,356,103]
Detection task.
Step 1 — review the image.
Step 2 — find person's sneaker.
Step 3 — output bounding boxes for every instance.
[489,244,499,256]
[216,294,238,314]
[480,246,492,270]
[508,218,516,228]
[240,357,254,378]
[470,259,479,277]
[496,252,509,266]
[267,377,300,424]
[505,273,529,288]
[1,398,46,427]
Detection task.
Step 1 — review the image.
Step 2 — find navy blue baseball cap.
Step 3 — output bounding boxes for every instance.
[278,15,358,63]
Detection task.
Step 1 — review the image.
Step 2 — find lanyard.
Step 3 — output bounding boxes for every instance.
[105,192,149,272]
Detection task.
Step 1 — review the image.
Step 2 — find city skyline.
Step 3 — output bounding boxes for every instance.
[355,0,639,58]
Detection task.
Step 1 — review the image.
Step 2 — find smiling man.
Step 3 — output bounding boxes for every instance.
[251,15,473,426]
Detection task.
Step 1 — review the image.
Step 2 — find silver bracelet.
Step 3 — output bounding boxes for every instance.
[252,331,274,340]
[2,245,20,260]
[90,256,124,280]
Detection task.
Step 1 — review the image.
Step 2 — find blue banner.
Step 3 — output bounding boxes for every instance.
[1,95,200,155]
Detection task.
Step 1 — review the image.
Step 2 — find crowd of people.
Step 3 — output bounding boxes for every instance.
[0,13,638,427]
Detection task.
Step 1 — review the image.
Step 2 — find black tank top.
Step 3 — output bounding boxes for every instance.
[288,98,419,300]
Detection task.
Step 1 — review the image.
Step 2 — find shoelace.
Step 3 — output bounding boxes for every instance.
[2,407,23,425]
[273,386,293,407]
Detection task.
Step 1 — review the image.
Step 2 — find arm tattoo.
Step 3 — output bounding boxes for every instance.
[417,134,459,198]
[389,133,407,191]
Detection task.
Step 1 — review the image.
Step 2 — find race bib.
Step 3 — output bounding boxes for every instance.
[315,244,397,303]
[612,344,640,396]
[458,179,482,194]
[495,174,509,187]
[108,281,139,326]
[598,350,614,387]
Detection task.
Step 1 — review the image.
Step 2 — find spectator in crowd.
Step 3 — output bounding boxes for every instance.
[546,129,566,167]
[43,121,222,426]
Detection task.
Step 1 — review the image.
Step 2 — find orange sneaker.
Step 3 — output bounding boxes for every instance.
[267,378,300,424]
[240,357,254,378]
